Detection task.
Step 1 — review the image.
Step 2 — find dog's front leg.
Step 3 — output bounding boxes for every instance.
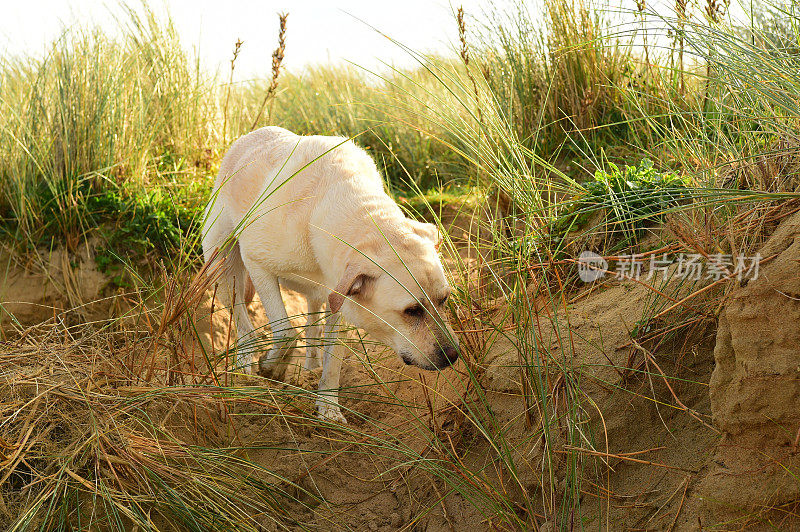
[246,271,297,379]
[303,298,325,371]
[315,312,347,423]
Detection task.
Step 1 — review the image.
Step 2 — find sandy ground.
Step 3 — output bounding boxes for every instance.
[2,215,800,530]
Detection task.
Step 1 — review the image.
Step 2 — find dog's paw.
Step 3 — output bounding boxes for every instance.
[315,402,347,424]
[303,357,321,372]
[288,366,322,390]
[257,356,286,381]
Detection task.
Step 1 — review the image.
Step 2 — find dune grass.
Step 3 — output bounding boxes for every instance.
[2,0,800,529]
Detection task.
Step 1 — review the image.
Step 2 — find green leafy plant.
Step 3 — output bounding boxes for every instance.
[88,182,207,274]
[553,159,693,248]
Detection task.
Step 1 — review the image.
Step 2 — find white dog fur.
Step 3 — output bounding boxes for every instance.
[202,127,459,422]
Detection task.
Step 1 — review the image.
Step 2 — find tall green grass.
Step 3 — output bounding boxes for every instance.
[0,8,214,249]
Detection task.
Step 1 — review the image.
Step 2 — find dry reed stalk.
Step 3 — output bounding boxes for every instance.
[210,282,218,359]
[430,479,457,532]
[631,338,718,432]
[156,250,224,338]
[251,13,288,131]
[224,275,235,388]
[636,0,650,68]
[702,0,730,110]
[222,38,243,142]
[646,252,776,324]
[675,0,687,94]
[668,476,691,531]
[559,446,694,472]
[419,373,441,440]
[457,6,482,127]
[457,7,495,304]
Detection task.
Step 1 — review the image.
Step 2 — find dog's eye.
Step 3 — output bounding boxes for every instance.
[404,304,424,318]
[438,294,449,306]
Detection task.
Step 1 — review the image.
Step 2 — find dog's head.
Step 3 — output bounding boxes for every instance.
[328,220,459,370]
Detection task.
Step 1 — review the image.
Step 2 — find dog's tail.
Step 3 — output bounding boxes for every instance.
[244,275,256,305]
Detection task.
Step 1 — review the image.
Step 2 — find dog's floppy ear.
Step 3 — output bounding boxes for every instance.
[409,220,442,250]
[329,263,374,313]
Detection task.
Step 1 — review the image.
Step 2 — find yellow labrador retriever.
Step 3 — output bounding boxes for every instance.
[202,127,459,422]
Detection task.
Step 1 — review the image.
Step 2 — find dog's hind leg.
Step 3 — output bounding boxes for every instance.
[245,267,298,379]
[303,297,325,371]
[206,241,257,374]
[202,204,258,373]
[316,311,347,423]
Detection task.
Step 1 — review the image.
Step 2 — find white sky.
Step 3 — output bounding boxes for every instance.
[0,0,761,80]
[0,0,493,79]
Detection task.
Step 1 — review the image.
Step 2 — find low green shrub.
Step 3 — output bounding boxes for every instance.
[89,182,207,274]
[552,159,693,249]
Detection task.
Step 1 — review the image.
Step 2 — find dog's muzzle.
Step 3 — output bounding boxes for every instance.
[401,344,459,370]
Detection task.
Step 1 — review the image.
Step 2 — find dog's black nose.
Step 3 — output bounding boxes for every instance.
[443,344,459,363]
[438,344,459,367]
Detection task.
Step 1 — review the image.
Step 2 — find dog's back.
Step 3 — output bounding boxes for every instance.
[202,126,393,294]
[209,127,383,228]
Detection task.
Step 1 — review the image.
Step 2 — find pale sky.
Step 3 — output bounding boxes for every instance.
[0,0,493,79]
[0,0,760,80]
